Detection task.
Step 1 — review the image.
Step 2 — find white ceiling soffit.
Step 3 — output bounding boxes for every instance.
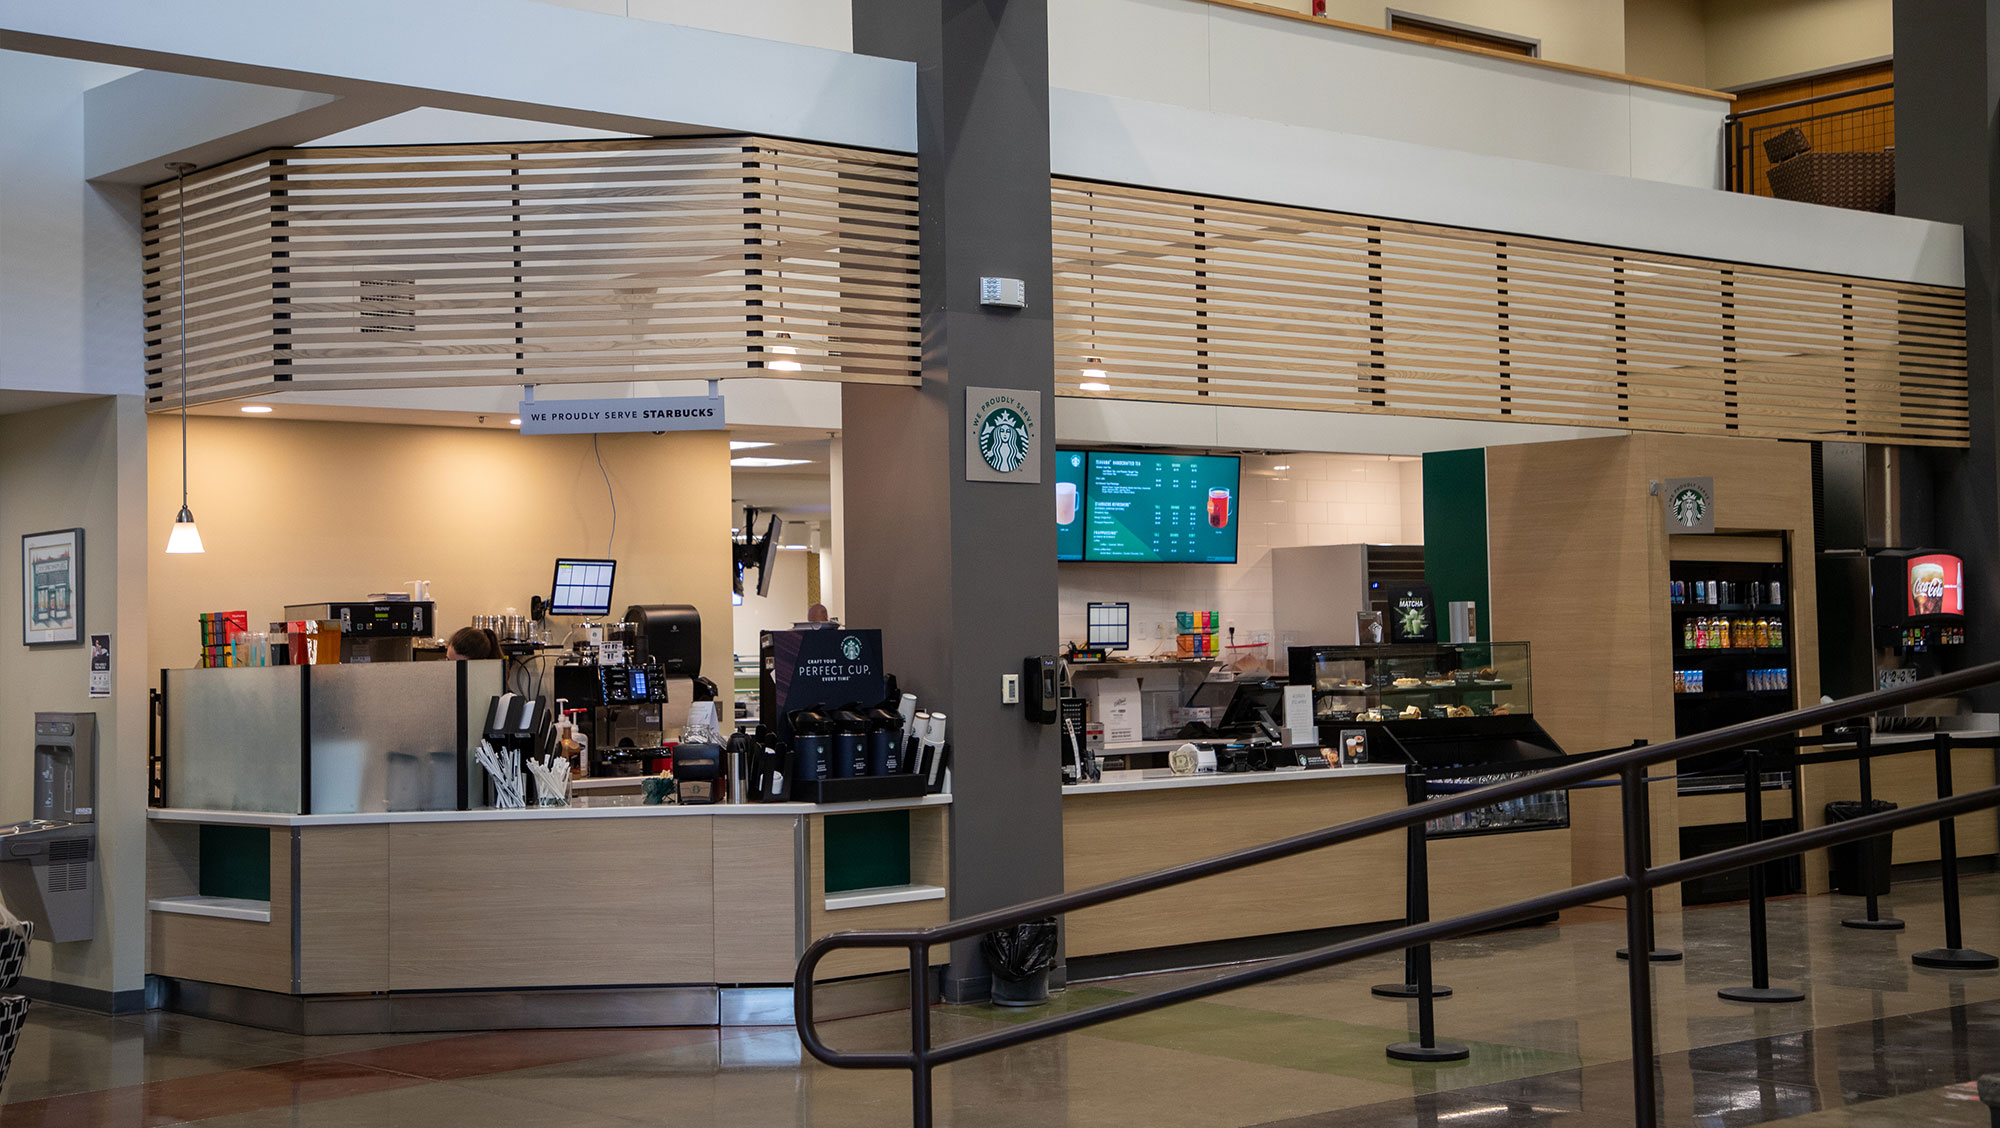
[84,70,415,184]
[0,0,916,152]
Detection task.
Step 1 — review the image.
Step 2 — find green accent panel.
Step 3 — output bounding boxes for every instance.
[823,810,911,893]
[198,824,271,902]
[1423,448,1491,642]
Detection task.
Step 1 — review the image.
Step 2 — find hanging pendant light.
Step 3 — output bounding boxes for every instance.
[164,161,204,554]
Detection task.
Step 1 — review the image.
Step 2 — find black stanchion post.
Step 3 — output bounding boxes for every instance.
[1914,732,1998,969]
[1720,746,1805,1003]
[1615,740,1682,964]
[1374,768,1454,1000]
[1387,773,1468,1062]
[1843,728,1904,930]
[1620,763,1660,1128]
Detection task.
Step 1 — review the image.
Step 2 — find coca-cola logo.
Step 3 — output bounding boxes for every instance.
[1914,577,1945,600]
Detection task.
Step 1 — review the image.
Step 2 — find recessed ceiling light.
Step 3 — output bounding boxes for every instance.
[731,457,813,468]
[730,440,774,451]
[1273,464,1291,471]
[508,418,521,426]
[239,405,273,414]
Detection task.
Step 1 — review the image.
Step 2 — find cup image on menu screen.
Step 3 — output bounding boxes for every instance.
[1057,481,1078,525]
[1207,487,1232,529]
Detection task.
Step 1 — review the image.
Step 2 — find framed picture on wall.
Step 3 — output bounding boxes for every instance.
[22,528,83,646]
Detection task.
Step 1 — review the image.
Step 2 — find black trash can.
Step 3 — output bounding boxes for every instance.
[982,918,1058,1007]
[1825,800,1896,896]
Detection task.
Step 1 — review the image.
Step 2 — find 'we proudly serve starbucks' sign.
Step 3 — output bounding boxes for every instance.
[965,387,1042,483]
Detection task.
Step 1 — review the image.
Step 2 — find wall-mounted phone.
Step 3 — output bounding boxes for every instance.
[1022,655,1059,724]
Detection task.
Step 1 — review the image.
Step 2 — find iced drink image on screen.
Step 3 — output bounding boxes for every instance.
[1912,562,1947,615]
[1207,487,1232,529]
[1056,481,1078,525]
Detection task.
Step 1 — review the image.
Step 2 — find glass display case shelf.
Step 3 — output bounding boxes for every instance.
[1289,642,1532,723]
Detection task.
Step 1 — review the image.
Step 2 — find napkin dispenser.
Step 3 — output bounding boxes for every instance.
[673,742,723,805]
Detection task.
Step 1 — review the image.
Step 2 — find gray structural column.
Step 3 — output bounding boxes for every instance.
[1895,1,2000,693]
[847,0,1061,1000]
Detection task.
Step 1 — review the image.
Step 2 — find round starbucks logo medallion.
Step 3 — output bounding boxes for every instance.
[1670,486,1708,528]
[979,407,1030,473]
[841,636,862,661]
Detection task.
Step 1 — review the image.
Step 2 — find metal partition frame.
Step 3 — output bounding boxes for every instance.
[796,662,2000,1128]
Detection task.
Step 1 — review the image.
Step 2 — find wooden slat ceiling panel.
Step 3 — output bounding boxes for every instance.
[143,138,921,407]
[1051,179,1969,446]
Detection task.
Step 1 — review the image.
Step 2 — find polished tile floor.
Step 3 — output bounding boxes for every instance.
[4,876,1999,1126]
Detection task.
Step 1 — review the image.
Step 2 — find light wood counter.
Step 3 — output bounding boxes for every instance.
[146,796,952,1006]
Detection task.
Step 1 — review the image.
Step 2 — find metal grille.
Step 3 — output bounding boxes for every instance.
[1051,177,1966,447]
[1728,66,1894,200]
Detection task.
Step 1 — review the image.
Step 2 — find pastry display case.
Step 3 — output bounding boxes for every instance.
[1288,642,1531,724]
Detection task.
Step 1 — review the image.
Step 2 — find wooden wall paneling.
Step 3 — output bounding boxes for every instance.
[146,827,293,992]
[712,816,803,985]
[143,138,921,408]
[386,818,714,990]
[805,813,950,981]
[1060,778,1407,958]
[296,825,390,994]
[1428,829,1572,921]
[1051,179,1965,446]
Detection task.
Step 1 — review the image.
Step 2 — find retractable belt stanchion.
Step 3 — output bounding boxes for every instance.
[1842,729,1905,931]
[1913,732,1998,970]
[1374,768,1453,1001]
[1385,768,1468,1063]
[1614,741,1682,963]
[1719,745,1806,1004]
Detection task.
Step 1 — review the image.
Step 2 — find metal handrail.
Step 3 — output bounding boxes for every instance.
[1723,80,1893,194]
[796,660,2000,1128]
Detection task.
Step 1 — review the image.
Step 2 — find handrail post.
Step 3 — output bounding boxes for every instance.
[1842,728,1904,930]
[1374,768,1453,1000]
[1386,767,1468,1063]
[1720,746,1805,1003]
[1619,764,1659,1128]
[908,941,934,1128]
[1615,741,1681,963]
[1914,732,1999,969]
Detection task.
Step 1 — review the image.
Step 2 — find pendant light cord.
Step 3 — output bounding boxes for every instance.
[179,167,188,509]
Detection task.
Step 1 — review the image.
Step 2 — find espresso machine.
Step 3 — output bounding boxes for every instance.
[0,713,98,941]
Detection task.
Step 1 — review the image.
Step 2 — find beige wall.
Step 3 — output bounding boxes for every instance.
[0,396,150,997]
[1699,0,1891,89]
[1625,0,1707,88]
[146,416,734,705]
[1264,0,1628,72]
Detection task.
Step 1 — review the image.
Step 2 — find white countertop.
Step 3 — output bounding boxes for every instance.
[1063,764,1404,796]
[148,793,951,827]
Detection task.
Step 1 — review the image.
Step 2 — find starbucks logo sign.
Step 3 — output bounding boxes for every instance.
[965,388,1042,483]
[978,407,1029,473]
[1661,477,1715,535]
[841,636,862,661]
[1670,487,1707,527]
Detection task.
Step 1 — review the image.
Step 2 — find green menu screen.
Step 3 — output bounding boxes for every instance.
[1084,452,1240,563]
[1055,449,1087,561]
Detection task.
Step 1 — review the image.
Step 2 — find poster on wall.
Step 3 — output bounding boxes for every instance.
[22,528,83,646]
[89,634,111,698]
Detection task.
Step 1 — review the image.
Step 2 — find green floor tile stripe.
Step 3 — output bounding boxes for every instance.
[945,986,1580,1088]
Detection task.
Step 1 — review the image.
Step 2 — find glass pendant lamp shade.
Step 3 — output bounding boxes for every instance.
[166,506,204,554]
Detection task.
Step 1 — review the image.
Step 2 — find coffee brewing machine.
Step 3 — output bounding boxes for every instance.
[282,599,435,663]
[551,603,702,775]
[0,713,98,941]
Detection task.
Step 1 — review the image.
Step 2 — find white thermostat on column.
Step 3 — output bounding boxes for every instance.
[979,277,1027,308]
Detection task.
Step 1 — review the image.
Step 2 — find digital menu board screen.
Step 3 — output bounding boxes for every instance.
[1055,449,1087,562]
[1084,452,1240,563]
[1907,553,1965,619]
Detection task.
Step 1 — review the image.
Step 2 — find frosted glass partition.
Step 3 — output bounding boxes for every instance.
[164,660,502,814]
[165,666,305,813]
